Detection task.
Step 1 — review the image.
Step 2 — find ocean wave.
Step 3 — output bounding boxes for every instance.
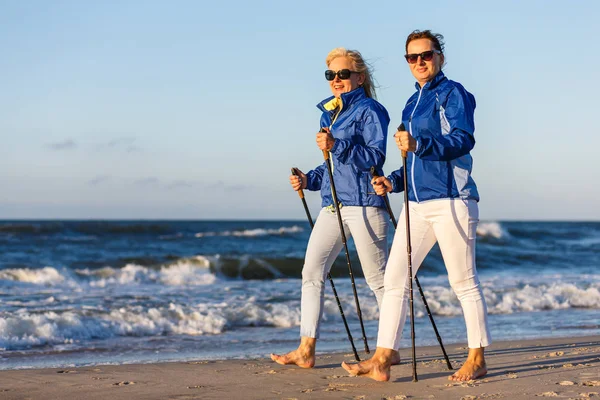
[409,281,600,317]
[0,279,598,350]
[0,300,302,350]
[195,225,304,238]
[0,267,65,285]
[77,259,215,287]
[0,303,227,350]
[476,221,509,240]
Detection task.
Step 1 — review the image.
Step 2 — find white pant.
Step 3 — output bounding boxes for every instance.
[377,199,491,350]
[300,206,389,338]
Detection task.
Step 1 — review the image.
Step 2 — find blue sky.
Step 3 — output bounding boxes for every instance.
[1,0,599,220]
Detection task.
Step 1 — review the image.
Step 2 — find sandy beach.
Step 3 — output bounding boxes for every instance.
[0,335,598,400]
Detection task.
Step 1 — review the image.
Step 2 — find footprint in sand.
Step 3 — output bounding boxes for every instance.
[536,392,558,397]
[538,365,556,370]
[113,381,135,386]
[254,369,278,375]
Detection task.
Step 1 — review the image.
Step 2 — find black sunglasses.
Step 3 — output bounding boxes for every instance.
[325,69,358,81]
[404,50,441,64]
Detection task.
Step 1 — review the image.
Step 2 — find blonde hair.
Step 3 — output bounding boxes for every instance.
[326,47,377,99]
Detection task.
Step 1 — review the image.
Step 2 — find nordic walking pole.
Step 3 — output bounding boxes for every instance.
[370,166,453,370]
[291,168,360,362]
[320,128,370,354]
[398,122,418,382]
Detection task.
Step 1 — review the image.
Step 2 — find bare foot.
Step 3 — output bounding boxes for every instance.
[271,337,316,368]
[341,348,394,382]
[270,349,315,368]
[449,359,487,381]
[390,350,401,366]
[449,347,487,381]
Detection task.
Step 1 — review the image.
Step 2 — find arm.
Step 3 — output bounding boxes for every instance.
[387,168,405,194]
[329,106,389,171]
[305,163,326,191]
[414,86,476,161]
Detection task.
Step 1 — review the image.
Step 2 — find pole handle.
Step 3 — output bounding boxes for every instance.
[398,123,407,158]
[291,167,305,199]
[320,128,331,160]
[369,166,377,179]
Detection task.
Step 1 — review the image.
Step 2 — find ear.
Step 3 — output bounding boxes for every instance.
[358,72,366,85]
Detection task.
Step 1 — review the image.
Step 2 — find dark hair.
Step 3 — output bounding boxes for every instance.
[405,30,445,54]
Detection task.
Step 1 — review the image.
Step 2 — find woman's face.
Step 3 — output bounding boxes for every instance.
[406,38,444,87]
[327,56,364,98]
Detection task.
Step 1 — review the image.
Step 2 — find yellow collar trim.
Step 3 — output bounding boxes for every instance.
[323,97,342,111]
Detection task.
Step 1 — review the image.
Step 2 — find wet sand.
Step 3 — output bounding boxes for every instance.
[1,335,598,400]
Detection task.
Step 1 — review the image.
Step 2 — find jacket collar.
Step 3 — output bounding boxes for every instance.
[317,86,366,113]
[414,70,447,91]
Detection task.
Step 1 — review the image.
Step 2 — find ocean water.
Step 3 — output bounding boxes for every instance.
[0,220,598,370]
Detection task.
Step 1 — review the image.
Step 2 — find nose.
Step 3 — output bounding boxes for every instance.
[333,75,342,82]
[417,56,426,65]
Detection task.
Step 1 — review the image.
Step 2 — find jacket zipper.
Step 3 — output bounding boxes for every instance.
[408,87,423,203]
[328,101,343,173]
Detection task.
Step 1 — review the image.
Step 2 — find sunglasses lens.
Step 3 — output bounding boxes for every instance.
[325,70,335,81]
[421,51,434,61]
[405,54,418,64]
[338,69,351,79]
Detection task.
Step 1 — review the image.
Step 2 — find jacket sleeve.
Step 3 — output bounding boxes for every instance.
[414,86,476,161]
[329,106,389,171]
[306,163,326,191]
[387,168,405,193]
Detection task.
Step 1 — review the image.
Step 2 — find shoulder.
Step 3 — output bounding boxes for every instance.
[356,97,390,122]
[441,79,476,106]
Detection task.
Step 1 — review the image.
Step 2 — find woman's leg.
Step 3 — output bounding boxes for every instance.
[342,202,437,380]
[271,208,345,367]
[433,199,491,380]
[343,206,405,364]
[376,203,437,351]
[342,206,389,308]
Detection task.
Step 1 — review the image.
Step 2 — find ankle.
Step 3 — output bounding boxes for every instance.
[374,348,394,366]
[466,348,485,365]
[298,337,316,356]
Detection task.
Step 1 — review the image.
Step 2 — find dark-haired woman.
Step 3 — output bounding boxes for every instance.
[342,30,491,382]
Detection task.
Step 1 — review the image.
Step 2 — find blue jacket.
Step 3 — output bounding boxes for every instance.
[388,71,479,202]
[306,87,389,208]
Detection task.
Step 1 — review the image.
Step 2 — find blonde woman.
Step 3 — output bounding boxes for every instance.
[270,48,398,368]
